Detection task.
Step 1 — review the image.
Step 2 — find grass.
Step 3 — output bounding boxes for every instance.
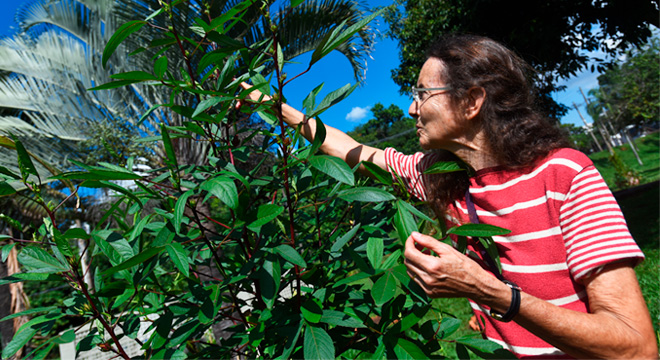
[436,132,660,357]
[590,131,660,191]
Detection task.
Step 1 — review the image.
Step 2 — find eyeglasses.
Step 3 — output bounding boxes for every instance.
[411,86,451,103]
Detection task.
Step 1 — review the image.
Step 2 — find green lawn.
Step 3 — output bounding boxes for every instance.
[590,131,660,191]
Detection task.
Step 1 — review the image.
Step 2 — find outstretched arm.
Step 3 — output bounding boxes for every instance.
[239,83,386,172]
[404,232,657,359]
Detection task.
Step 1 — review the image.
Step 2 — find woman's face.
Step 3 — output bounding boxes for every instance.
[408,58,468,151]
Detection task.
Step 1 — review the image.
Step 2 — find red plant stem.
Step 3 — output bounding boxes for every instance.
[73,267,130,359]
[204,215,232,229]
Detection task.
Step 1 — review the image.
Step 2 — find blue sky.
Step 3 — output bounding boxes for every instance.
[0,0,599,133]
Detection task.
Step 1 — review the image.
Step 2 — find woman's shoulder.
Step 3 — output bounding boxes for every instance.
[537,148,594,172]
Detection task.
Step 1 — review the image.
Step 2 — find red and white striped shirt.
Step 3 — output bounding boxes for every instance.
[385,147,644,359]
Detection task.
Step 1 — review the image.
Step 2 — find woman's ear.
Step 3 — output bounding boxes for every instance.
[465,87,486,120]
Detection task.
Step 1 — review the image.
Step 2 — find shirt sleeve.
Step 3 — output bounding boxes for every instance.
[384,148,438,201]
[559,165,644,282]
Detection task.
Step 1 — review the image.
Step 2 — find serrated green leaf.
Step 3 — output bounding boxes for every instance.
[362,161,392,186]
[174,190,193,234]
[274,245,306,267]
[396,199,435,222]
[55,170,142,181]
[110,71,158,81]
[447,223,511,237]
[438,317,462,338]
[338,187,395,202]
[257,259,280,309]
[201,176,238,209]
[303,325,334,360]
[302,83,324,114]
[309,155,354,186]
[12,136,39,183]
[330,223,360,253]
[2,326,37,359]
[366,237,383,270]
[424,161,466,174]
[0,273,61,286]
[308,118,326,158]
[1,243,15,262]
[101,246,165,276]
[0,306,58,323]
[154,56,168,78]
[192,96,233,118]
[18,247,68,273]
[88,79,144,91]
[161,124,178,170]
[301,299,323,324]
[371,271,397,307]
[248,204,284,233]
[0,180,16,196]
[393,202,418,243]
[320,310,365,328]
[102,20,146,68]
[166,242,190,277]
[393,338,427,360]
[307,83,358,119]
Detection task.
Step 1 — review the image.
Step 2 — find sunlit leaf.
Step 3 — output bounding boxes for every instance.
[274,245,306,267]
[102,20,147,68]
[371,271,397,307]
[166,242,190,277]
[248,204,284,233]
[338,187,395,202]
[309,155,354,185]
[366,237,383,269]
[18,247,68,273]
[447,223,511,237]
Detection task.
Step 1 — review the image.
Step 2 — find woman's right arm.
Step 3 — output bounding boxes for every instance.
[240,83,386,172]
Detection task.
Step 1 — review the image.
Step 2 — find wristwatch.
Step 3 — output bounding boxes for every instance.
[490,280,521,322]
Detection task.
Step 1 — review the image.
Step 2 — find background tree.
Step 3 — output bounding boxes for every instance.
[347,103,421,154]
[381,0,659,121]
[0,0,376,179]
[587,36,659,133]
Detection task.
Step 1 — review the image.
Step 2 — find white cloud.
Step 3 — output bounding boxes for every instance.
[345,106,371,122]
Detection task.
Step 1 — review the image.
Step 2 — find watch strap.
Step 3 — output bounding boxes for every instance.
[490,280,521,322]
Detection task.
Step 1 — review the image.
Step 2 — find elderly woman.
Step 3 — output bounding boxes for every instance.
[241,34,656,359]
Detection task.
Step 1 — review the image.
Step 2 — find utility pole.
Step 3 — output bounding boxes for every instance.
[575,103,612,155]
[573,103,604,152]
[580,88,616,149]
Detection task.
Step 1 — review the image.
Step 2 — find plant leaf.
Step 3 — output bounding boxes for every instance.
[424,161,466,174]
[201,176,238,209]
[102,20,147,68]
[447,223,511,237]
[366,237,383,270]
[309,155,354,186]
[371,271,397,307]
[362,161,392,186]
[274,245,306,267]
[0,180,16,196]
[303,325,334,360]
[301,299,323,324]
[393,338,427,360]
[393,202,418,243]
[338,187,395,202]
[166,242,190,277]
[18,247,68,273]
[248,204,284,233]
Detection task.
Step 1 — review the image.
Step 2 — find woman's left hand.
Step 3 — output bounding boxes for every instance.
[404,231,502,302]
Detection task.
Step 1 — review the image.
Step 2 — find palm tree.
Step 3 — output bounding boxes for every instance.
[0,0,376,179]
